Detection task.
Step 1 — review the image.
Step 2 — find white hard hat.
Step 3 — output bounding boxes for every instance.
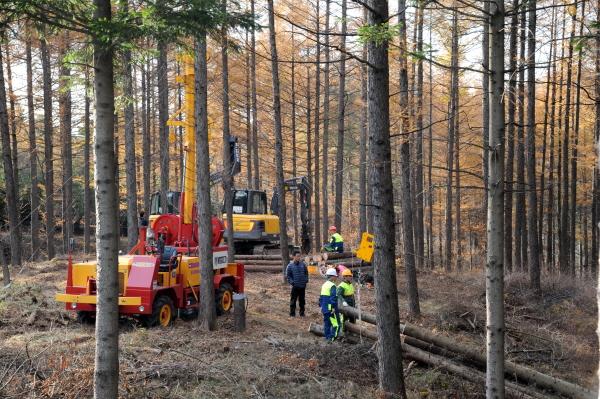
[326,268,337,277]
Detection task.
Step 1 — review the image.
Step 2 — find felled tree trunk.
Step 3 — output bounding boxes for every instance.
[338,307,597,399]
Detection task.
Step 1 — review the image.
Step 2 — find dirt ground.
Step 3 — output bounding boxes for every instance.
[0,257,597,398]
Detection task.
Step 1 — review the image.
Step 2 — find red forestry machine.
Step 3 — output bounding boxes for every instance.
[55,56,244,326]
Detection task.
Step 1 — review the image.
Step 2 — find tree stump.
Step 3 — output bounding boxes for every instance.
[233,294,247,332]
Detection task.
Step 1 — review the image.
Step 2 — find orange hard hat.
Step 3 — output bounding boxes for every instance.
[342,269,352,277]
[329,225,337,231]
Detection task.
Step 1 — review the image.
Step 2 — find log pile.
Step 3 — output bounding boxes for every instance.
[309,307,597,399]
[234,252,372,274]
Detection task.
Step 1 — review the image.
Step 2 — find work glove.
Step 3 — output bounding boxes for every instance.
[342,302,348,307]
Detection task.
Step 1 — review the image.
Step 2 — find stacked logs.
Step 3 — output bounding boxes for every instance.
[309,307,597,399]
[235,252,372,275]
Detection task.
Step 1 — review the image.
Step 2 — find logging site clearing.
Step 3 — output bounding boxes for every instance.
[0,255,597,399]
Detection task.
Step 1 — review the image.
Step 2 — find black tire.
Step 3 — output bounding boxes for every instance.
[76,310,95,325]
[215,282,233,316]
[146,295,174,327]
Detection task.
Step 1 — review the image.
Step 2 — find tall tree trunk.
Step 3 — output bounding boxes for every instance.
[142,55,151,215]
[84,69,91,255]
[414,4,425,270]
[92,0,120,396]
[481,0,490,239]
[195,37,218,331]
[0,37,21,268]
[267,0,290,280]
[359,25,368,238]
[571,1,586,274]
[398,0,419,316]
[487,1,505,397]
[4,40,18,215]
[504,1,517,274]
[251,0,260,190]
[306,67,314,250]
[245,31,252,188]
[291,33,299,244]
[26,35,40,261]
[560,10,576,275]
[221,0,235,261]
[334,0,347,231]
[124,45,138,250]
[60,31,73,254]
[593,2,600,279]
[322,0,330,237]
[313,4,321,249]
[41,29,55,260]
[367,0,407,395]
[515,9,526,272]
[526,0,539,291]
[158,42,170,210]
[445,6,459,271]
[538,6,556,271]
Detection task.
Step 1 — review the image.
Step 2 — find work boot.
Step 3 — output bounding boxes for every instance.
[289,314,296,318]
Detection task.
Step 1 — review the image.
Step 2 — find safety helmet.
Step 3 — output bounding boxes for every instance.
[342,269,352,277]
[329,225,337,231]
[325,268,338,277]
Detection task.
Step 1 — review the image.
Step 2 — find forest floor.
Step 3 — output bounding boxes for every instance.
[0,255,597,398]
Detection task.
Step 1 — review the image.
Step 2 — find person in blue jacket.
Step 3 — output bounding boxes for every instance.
[286,250,309,317]
[323,225,344,253]
[319,268,340,341]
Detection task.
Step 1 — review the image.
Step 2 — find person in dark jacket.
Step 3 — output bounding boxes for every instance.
[286,250,309,317]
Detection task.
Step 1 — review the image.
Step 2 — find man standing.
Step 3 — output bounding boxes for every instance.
[323,225,344,253]
[286,250,308,317]
[320,268,340,341]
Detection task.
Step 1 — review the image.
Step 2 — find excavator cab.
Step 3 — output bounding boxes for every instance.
[229,190,269,215]
[223,176,311,255]
[150,190,181,217]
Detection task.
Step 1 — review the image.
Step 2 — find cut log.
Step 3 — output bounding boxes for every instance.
[237,260,283,266]
[343,322,556,399]
[308,322,361,344]
[338,307,597,399]
[321,252,356,260]
[402,344,549,399]
[244,266,283,273]
[318,258,372,267]
[234,255,282,261]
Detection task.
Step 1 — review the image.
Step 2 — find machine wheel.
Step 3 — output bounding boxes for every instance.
[215,282,233,316]
[76,310,95,325]
[147,295,174,327]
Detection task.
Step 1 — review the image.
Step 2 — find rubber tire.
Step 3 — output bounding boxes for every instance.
[76,310,95,325]
[146,295,174,327]
[215,282,233,316]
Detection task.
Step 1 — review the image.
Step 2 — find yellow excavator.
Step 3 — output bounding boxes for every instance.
[222,176,311,255]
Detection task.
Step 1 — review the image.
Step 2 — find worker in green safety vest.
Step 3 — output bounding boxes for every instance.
[337,268,356,330]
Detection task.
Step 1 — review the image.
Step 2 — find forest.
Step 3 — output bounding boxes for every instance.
[0,0,597,279]
[0,0,599,397]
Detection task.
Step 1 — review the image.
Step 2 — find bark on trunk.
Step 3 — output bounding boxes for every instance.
[0,38,21,267]
[195,37,218,331]
[487,2,506,397]
[367,0,406,394]
[92,1,120,396]
[26,37,40,260]
[267,0,289,281]
[41,29,55,260]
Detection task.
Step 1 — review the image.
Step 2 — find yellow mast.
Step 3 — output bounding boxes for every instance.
[167,55,211,224]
